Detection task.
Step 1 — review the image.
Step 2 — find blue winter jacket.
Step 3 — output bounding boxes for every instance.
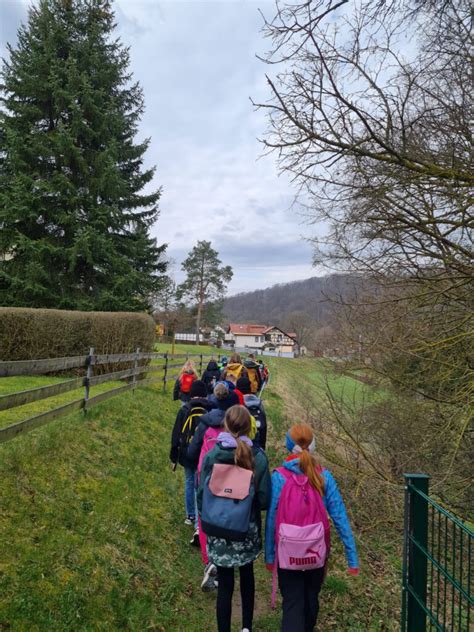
[264,457,359,568]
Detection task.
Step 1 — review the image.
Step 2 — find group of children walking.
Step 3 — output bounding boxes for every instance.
[169,353,359,632]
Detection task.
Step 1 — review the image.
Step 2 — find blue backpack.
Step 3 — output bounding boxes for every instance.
[201,463,255,541]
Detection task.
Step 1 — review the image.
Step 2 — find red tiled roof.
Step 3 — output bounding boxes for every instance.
[228,323,267,335]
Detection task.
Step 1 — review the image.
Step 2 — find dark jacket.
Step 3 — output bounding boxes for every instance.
[197,441,271,567]
[243,394,267,450]
[201,361,221,394]
[187,392,239,468]
[173,370,196,402]
[170,397,214,468]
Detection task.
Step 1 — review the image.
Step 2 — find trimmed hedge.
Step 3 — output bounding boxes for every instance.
[0,308,156,361]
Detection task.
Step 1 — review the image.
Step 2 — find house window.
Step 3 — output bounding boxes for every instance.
[277,334,282,342]
[255,336,259,342]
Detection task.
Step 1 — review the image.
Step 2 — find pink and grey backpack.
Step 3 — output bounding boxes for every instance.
[272,466,331,608]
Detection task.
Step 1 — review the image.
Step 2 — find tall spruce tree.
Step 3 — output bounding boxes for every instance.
[177,241,233,343]
[0,0,167,311]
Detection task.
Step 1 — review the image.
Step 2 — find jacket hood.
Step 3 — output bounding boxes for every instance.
[226,362,242,370]
[186,397,213,411]
[206,361,219,371]
[244,394,261,407]
[244,359,260,369]
[201,408,226,428]
[282,457,303,475]
[208,443,236,463]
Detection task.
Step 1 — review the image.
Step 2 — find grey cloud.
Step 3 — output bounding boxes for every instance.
[3,0,322,295]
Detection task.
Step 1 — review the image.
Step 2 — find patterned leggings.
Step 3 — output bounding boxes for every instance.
[216,562,254,632]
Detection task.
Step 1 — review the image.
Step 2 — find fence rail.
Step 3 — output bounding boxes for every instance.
[0,350,221,445]
[401,473,473,632]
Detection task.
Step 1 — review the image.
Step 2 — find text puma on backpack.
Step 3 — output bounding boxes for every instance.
[271,467,330,607]
[201,463,255,541]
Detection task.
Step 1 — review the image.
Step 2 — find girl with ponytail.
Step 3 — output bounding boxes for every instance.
[265,423,359,632]
[197,405,271,632]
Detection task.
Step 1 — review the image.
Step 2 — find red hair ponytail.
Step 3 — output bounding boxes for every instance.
[289,423,324,495]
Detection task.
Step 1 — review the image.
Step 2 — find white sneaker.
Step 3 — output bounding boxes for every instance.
[201,562,217,591]
[190,528,200,547]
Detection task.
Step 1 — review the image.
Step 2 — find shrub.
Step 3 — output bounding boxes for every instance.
[0,308,156,362]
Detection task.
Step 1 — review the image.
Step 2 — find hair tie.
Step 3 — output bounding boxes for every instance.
[285,432,316,455]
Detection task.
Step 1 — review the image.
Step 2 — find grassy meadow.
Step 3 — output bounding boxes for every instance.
[154,342,219,356]
[0,348,400,631]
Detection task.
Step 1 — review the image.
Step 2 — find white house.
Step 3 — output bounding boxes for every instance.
[225,323,297,354]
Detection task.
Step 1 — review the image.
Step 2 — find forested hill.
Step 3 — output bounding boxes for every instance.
[223,274,358,325]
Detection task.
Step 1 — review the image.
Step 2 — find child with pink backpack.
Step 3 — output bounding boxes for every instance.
[197,405,271,632]
[187,383,239,589]
[265,423,359,632]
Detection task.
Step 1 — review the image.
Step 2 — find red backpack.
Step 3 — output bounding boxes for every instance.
[180,373,195,393]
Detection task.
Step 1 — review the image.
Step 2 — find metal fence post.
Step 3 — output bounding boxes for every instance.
[199,353,203,374]
[403,473,430,632]
[132,347,140,391]
[84,347,94,414]
[163,353,168,391]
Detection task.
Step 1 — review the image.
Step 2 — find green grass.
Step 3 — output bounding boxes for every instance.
[0,356,400,631]
[154,342,220,357]
[0,376,124,430]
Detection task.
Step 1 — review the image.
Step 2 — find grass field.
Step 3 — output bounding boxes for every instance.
[0,352,400,631]
[154,342,220,357]
[0,377,123,429]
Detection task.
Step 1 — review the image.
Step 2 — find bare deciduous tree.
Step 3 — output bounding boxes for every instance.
[256,0,473,500]
[257,1,472,285]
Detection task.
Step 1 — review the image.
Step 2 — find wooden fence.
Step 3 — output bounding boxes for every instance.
[0,350,220,445]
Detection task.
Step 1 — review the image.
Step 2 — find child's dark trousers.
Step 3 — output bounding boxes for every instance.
[278,566,326,631]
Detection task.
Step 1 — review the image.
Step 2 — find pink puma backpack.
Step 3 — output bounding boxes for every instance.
[272,466,331,608]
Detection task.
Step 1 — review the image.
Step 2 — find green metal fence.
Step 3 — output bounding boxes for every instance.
[401,474,473,632]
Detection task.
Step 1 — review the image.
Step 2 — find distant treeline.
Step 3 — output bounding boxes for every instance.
[223,274,359,326]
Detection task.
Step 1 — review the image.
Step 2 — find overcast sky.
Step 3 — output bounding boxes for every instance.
[0,0,323,295]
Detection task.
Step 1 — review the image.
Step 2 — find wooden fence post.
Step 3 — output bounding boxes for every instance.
[132,347,140,391]
[163,352,168,391]
[84,347,94,414]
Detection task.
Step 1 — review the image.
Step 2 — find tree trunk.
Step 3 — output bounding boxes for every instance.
[195,301,202,346]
